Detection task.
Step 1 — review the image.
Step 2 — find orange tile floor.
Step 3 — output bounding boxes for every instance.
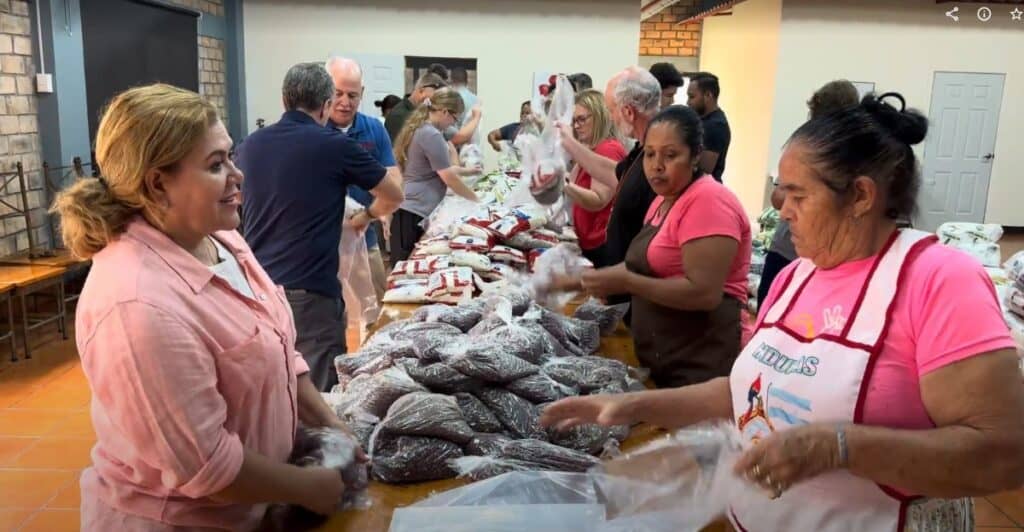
[2,229,1024,532]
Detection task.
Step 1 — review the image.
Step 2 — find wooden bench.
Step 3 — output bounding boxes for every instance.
[0,249,90,310]
[0,264,68,360]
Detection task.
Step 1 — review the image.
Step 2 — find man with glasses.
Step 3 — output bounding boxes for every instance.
[385,72,448,141]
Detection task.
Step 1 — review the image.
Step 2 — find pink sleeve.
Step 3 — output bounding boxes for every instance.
[908,247,1016,376]
[671,187,744,245]
[85,302,244,498]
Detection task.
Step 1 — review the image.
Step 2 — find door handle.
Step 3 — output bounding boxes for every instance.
[982,153,994,161]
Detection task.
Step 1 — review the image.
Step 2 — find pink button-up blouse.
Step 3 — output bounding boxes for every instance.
[77,218,310,531]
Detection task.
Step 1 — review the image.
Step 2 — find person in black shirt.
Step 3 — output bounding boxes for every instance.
[557,66,663,324]
[686,72,731,182]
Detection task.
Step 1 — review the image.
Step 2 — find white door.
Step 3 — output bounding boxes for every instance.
[333,53,406,119]
[917,72,1004,232]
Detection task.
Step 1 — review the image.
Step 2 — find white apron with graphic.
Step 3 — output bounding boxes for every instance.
[728,229,936,532]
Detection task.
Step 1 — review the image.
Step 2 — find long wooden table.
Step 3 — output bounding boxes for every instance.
[319,303,730,532]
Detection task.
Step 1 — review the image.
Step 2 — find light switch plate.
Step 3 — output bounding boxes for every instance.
[35,73,53,93]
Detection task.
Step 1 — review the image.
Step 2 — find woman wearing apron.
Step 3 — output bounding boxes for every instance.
[578,105,752,387]
[542,93,1024,530]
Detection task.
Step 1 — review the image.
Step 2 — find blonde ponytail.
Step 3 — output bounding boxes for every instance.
[50,179,137,260]
[49,83,219,259]
[393,87,466,169]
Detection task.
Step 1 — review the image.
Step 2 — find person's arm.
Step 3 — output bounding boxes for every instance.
[843,349,1024,496]
[439,167,479,201]
[541,377,732,430]
[582,236,739,311]
[737,350,1024,498]
[487,129,504,151]
[556,122,618,189]
[698,151,721,177]
[211,447,342,515]
[627,236,738,310]
[565,142,622,211]
[339,138,404,231]
[698,121,727,176]
[450,104,482,146]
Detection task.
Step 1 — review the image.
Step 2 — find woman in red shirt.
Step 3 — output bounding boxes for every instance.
[579,105,751,387]
[564,89,626,267]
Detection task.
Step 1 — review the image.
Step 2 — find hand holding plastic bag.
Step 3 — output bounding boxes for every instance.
[339,197,380,345]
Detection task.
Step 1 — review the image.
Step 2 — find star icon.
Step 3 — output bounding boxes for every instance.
[1012,7,1023,20]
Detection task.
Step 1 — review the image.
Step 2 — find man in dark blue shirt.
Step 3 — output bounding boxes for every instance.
[326,57,402,305]
[237,62,402,390]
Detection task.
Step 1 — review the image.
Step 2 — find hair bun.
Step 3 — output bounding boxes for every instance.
[861,92,928,146]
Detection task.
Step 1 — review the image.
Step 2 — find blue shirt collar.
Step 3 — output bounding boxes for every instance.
[281,110,319,125]
[328,112,368,136]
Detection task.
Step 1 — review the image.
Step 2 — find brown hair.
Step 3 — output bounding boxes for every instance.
[807,80,860,119]
[393,87,464,169]
[50,84,220,259]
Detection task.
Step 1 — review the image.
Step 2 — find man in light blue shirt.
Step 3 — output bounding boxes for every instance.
[326,57,401,303]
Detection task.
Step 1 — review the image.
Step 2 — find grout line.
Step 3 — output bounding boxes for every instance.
[12,508,40,532]
[987,496,1024,528]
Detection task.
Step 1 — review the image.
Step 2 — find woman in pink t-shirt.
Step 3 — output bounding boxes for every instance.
[575,105,752,388]
[563,89,627,268]
[543,93,1024,531]
[52,84,361,530]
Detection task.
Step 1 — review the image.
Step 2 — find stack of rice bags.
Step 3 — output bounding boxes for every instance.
[383,202,583,305]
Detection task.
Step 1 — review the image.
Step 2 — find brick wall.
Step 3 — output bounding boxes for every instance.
[0,0,47,255]
[168,0,229,124]
[640,0,704,57]
[198,37,228,124]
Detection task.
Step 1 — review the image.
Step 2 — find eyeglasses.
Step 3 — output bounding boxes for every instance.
[421,83,444,90]
[572,114,592,126]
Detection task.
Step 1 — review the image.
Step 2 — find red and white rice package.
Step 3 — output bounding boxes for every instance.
[426,267,476,304]
[507,230,560,251]
[450,250,493,272]
[479,262,518,282]
[389,255,451,281]
[488,246,527,267]
[450,235,495,253]
[383,278,430,304]
[411,237,452,258]
[454,222,496,241]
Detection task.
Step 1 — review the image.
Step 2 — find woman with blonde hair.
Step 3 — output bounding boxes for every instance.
[390,87,480,263]
[53,84,359,530]
[564,89,626,267]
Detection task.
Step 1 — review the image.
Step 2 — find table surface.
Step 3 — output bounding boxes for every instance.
[0,248,88,268]
[0,264,68,287]
[318,302,729,532]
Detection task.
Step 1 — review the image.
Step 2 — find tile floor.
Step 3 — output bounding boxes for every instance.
[0,232,1022,531]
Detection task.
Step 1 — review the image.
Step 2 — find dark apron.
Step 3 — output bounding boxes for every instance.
[624,220,743,388]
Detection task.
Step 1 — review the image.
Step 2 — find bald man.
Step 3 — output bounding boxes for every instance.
[325,57,403,304]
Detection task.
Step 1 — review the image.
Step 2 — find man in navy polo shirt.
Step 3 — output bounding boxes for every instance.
[325,57,397,304]
[237,62,403,391]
